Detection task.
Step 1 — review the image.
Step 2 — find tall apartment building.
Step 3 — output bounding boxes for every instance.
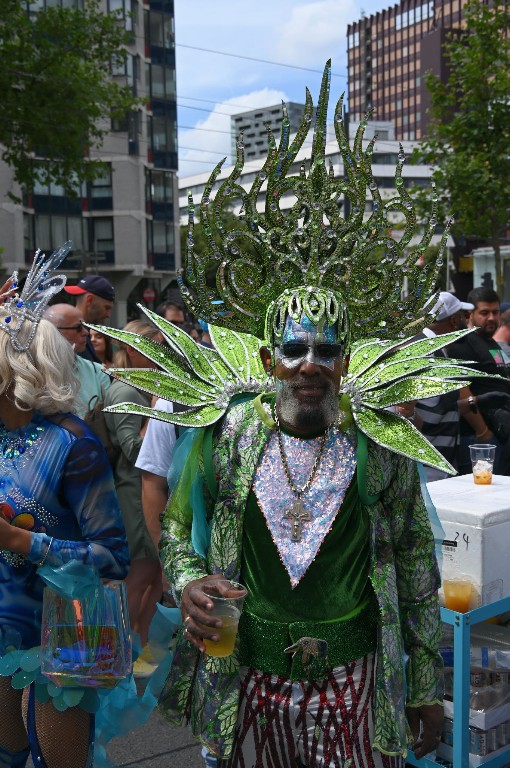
[231,102,305,162]
[347,0,466,141]
[0,0,180,325]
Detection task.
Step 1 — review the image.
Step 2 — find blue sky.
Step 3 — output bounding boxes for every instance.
[175,0,386,178]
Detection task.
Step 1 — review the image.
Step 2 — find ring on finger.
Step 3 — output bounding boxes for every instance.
[184,615,191,625]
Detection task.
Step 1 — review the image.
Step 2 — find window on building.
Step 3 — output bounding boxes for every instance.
[90,166,112,199]
[34,215,85,251]
[93,218,114,255]
[151,62,176,100]
[149,10,174,48]
[149,169,174,204]
[108,0,132,31]
[23,214,35,257]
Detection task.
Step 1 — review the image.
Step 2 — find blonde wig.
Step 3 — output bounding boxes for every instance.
[0,311,79,414]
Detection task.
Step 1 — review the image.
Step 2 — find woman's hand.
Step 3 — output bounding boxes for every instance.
[180,575,239,652]
[0,517,30,554]
[0,276,16,304]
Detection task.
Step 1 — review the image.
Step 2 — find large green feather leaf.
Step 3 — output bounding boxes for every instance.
[104,401,227,427]
[139,306,235,386]
[108,368,219,406]
[389,328,473,362]
[363,377,468,408]
[209,326,267,382]
[347,338,399,377]
[354,407,455,474]
[86,324,195,377]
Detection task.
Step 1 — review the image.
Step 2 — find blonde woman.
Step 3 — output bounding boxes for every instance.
[0,311,129,768]
[104,320,164,674]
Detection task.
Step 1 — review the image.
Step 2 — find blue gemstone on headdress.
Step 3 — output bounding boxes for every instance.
[4,317,11,323]
[16,302,23,308]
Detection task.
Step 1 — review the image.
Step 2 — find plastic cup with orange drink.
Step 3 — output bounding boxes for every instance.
[202,581,247,658]
[443,579,472,612]
[469,444,496,485]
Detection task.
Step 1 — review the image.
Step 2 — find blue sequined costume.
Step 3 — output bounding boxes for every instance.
[0,411,129,655]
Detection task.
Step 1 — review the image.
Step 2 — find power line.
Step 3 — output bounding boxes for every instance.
[178,123,232,135]
[176,44,347,78]
[179,94,275,111]
[178,103,242,117]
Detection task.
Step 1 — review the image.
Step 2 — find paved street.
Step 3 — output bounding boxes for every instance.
[107,710,204,768]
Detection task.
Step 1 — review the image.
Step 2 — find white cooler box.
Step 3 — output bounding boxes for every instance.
[427,474,510,608]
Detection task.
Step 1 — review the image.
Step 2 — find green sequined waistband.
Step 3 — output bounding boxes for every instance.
[238,598,378,681]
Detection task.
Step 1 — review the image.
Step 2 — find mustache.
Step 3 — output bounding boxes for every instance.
[286,379,332,392]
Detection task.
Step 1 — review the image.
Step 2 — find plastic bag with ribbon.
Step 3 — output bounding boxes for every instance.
[39,562,131,689]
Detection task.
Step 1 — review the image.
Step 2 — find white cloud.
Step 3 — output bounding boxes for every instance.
[277,0,359,66]
[178,88,286,179]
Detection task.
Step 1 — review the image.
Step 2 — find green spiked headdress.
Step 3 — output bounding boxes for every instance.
[178,60,449,344]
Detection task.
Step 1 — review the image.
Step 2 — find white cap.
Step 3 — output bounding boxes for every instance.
[431,292,474,321]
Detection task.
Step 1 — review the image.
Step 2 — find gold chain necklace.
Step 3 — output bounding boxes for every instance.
[274,409,330,542]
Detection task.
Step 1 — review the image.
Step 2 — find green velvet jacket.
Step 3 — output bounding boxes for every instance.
[159,398,443,759]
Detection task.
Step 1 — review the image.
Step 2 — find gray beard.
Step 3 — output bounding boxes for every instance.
[276,379,339,433]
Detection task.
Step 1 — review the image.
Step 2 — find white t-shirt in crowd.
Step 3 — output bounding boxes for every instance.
[135,398,176,478]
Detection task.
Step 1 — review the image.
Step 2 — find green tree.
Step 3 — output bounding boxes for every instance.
[0,0,139,196]
[413,0,510,294]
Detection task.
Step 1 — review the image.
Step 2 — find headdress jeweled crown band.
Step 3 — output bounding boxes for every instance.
[0,241,72,353]
[178,61,449,343]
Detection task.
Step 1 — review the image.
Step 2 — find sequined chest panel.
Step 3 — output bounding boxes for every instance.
[253,426,356,587]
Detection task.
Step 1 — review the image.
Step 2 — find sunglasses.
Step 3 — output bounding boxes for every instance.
[57,322,86,332]
[279,342,343,359]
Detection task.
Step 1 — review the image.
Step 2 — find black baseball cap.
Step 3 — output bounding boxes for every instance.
[65,275,115,302]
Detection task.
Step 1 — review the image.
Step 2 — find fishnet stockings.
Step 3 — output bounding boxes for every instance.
[21,690,92,768]
[0,678,29,754]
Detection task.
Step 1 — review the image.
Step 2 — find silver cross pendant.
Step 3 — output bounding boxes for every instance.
[284,499,312,542]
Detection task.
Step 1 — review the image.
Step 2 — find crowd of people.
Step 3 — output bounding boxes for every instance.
[2,249,510,768]
[2,68,510,768]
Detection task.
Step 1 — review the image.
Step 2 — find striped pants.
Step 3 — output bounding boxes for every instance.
[223,653,403,768]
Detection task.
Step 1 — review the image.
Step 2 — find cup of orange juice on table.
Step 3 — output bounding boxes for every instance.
[469,443,496,485]
[443,579,472,612]
[469,444,496,485]
[202,581,247,658]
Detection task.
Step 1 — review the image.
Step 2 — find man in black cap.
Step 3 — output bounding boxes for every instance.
[449,286,510,474]
[65,275,115,362]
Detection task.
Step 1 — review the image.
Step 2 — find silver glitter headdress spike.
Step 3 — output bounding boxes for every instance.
[0,241,73,353]
[178,60,450,345]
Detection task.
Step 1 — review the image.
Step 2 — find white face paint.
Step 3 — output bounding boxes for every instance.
[274,317,342,371]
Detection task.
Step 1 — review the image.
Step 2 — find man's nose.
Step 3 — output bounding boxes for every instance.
[299,357,322,375]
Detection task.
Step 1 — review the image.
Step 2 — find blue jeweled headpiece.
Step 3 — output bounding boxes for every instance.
[0,241,72,354]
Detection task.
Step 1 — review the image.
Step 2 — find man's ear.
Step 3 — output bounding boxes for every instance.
[259,346,273,374]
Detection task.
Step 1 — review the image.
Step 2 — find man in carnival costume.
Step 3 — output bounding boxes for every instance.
[95,63,489,768]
